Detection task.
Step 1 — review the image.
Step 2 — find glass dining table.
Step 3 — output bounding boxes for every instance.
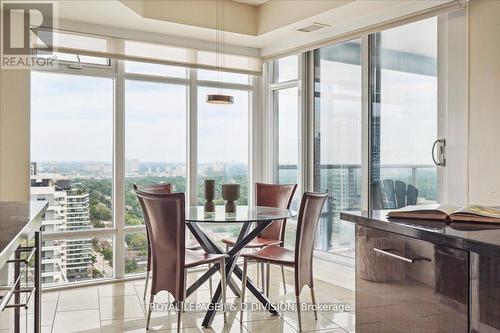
[185,205,296,327]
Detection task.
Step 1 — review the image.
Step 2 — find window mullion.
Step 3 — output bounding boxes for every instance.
[113,51,126,279]
[187,67,198,206]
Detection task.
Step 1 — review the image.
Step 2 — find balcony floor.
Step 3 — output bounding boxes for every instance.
[1,265,354,332]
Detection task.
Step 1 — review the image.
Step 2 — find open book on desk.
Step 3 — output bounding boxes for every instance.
[387,204,500,224]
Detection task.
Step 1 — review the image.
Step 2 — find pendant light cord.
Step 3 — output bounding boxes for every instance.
[215,0,224,94]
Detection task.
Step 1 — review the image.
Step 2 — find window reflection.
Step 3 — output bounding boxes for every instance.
[313,39,362,257]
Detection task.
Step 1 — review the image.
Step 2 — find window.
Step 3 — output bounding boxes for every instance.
[269,56,301,247]
[267,16,442,259]
[313,39,362,256]
[124,80,187,227]
[197,87,250,206]
[31,71,114,284]
[124,232,148,275]
[275,87,299,185]
[41,237,113,285]
[31,32,258,284]
[273,55,298,83]
[370,18,438,209]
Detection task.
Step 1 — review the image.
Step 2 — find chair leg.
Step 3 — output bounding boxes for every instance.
[220,260,227,322]
[182,270,187,312]
[208,263,213,296]
[281,266,287,294]
[143,270,150,300]
[296,295,303,332]
[310,286,318,320]
[260,262,265,292]
[176,301,183,333]
[146,294,154,330]
[241,258,248,307]
[256,259,260,287]
[266,262,270,297]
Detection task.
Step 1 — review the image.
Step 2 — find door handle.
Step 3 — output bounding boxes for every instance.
[373,248,431,263]
[432,139,446,167]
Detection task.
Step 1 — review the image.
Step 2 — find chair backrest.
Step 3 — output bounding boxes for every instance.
[133,184,172,271]
[255,182,297,242]
[406,184,418,205]
[294,192,328,294]
[371,181,385,209]
[394,180,407,208]
[382,179,396,209]
[134,183,172,194]
[134,190,186,301]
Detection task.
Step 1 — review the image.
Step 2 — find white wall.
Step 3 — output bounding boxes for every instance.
[468,0,500,205]
[0,69,30,201]
[438,9,469,206]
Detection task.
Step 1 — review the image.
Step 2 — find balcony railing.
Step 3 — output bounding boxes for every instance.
[279,163,437,256]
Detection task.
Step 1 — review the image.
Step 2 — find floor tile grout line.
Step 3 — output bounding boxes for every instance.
[240,315,298,333]
[53,307,101,313]
[97,286,103,332]
[50,292,60,333]
[133,279,148,315]
[317,313,347,331]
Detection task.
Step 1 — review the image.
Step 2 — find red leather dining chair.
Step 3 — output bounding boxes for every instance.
[134,190,228,331]
[133,184,205,301]
[241,192,328,332]
[221,182,297,294]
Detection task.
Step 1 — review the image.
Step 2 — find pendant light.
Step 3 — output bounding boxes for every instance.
[207,0,234,105]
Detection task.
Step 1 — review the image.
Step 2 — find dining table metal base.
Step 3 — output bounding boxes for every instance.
[186,220,279,327]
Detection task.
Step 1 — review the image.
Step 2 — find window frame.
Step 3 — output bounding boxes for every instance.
[266,54,306,199]
[264,15,450,259]
[31,42,256,284]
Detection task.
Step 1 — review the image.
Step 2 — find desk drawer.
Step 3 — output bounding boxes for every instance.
[355,225,468,333]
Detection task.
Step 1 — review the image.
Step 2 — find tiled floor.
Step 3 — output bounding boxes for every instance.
[0,265,354,333]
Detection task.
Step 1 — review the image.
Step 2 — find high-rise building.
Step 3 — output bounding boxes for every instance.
[30,174,93,284]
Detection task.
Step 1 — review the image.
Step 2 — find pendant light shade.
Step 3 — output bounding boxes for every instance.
[207,94,234,105]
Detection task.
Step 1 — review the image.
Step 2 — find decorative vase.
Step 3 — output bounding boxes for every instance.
[222,184,240,213]
[204,179,215,212]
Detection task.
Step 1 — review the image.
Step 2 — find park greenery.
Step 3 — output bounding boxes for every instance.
[74,171,248,274]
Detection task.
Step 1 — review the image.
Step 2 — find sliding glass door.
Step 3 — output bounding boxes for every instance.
[370,17,439,209]
[313,39,362,256]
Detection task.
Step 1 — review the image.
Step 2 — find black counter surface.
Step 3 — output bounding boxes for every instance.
[341,210,500,257]
[0,201,47,268]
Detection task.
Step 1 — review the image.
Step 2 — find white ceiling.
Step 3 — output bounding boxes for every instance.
[49,0,451,58]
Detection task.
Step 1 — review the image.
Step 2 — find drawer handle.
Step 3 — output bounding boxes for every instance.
[373,248,431,263]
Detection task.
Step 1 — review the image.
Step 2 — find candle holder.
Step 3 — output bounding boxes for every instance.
[222,184,240,213]
[204,179,215,212]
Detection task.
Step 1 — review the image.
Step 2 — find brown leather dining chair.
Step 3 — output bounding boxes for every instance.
[134,190,228,331]
[241,192,328,332]
[221,182,297,294]
[133,184,205,301]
